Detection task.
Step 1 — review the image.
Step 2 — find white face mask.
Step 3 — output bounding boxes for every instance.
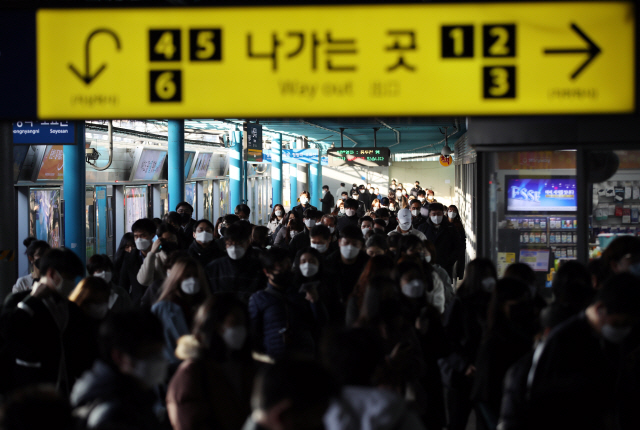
[361,227,371,236]
[223,326,247,351]
[340,244,360,260]
[275,210,283,217]
[345,209,356,217]
[424,254,432,263]
[384,219,389,225]
[481,277,496,293]
[299,262,319,277]
[87,303,109,319]
[310,242,328,253]
[300,196,309,205]
[339,207,345,214]
[227,245,246,260]
[328,226,335,234]
[290,231,298,239]
[389,205,395,211]
[181,277,200,295]
[399,221,412,231]
[130,356,168,388]
[135,238,151,251]
[322,189,327,194]
[304,219,316,229]
[195,231,214,244]
[94,271,112,284]
[218,227,224,237]
[418,197,425,202]
[411,209,418,217]
[448,212,457,219]
[402,279,425,298]
[431,215,443,225]
[601,323,632,344]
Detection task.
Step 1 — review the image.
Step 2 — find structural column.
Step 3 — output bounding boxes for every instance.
[168,119,185,211]
[63,121,87,265]
[315,155,323,211]
[309,147,318,209]
[229,129,243,211]
[289,139,298,209]
[0,122,16,300]
[271,134,283,206]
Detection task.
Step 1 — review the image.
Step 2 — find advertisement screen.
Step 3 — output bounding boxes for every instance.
[184,151,196,179]
[191,153,212,178]
[29,188,62,248]
[519,249,550,272]
[185,182,196,218]
[506,176,577,213]
[37,145,64,180]
[132,149,167,181]
[125,187,147,233]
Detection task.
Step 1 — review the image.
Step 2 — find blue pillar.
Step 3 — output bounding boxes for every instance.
[310,161,318,209]
[63,121,87,265]
[316,157,323,211]
[229,129,243,211]
[272,134,283,206]
[289,140,298,210]
[168,120,185,211]
[243,161,249,204]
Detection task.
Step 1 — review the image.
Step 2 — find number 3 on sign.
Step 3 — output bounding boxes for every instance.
[483,66,516,99]
[150,70,182,102]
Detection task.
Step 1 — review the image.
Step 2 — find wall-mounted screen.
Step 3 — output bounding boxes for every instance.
[130,148,167,181]
[505,176,577,213]
[190,152,213,179]
[519,249,550,272]
[184,151,196,179]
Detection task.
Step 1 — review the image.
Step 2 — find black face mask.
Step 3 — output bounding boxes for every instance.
[509,301,536,335]
[270,270,291,288]
[181,212,191,223]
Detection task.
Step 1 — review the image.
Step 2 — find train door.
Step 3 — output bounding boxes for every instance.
[106,186,115,259]
[95,185,108,256]
[29,187,62,248]
[124,186,148,233]
[203,180,213,222]
[160,184,169,217]
[219,179,229,217]
[86,186,96,260]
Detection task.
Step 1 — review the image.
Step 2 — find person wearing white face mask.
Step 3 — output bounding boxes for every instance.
[188,219,224,268]
[267,204,286,236]
[137,223,181,289]
[292,191,317,221]
[206,221,266,303]
[87,254,133,313]
[168,294,255,430]
[417,203,460,279]
[119,218,158,306]
[289,208,322,259]
[326,225,370,304]
[388,208,427,241]
[70,310,167,429]
[359,216,374,239]
[151,257,210,366]
[409,198,427,230]
[526,273,640,430]
[310,224,334,257]
[446,204,467,280]
[320,185,335,214]
[336,199,361,233]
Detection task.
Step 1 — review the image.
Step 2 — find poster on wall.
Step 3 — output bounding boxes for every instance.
[125,187,147,234]
[185,182,196,218]
[37,145,64,180]
[506,176,577,213]
[29,188,61,248]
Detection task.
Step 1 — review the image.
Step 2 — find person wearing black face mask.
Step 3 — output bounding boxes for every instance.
[176,202,196,247]
[248,248,327,360]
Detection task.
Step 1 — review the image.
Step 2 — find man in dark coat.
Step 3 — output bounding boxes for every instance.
[176,202,197,247]
[119,218,157,306]
[206,221,266,303]
[337,199,360,233]
[320,185,335,214]
[418,203,459,278]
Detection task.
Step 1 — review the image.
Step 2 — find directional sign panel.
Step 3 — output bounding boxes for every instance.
[36,2,634,118]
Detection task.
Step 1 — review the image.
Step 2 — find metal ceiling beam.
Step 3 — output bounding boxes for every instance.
[301,119,360,147]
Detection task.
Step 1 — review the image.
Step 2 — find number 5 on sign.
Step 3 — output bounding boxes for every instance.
[150,70,182,102]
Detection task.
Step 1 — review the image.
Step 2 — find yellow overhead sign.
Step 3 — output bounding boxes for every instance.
[37,2,635,119]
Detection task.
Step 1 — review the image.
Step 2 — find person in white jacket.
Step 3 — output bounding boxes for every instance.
[137,223,180,287]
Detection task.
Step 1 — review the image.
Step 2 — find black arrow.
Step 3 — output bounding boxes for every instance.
[544,23,601,80]
[69,29,121,85]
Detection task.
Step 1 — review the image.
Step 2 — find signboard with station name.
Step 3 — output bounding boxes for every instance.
[243,122,263,162]
[327,147,391,167]
[26,1,634,119]
[12,121,77,145]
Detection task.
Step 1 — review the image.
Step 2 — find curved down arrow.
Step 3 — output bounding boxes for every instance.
[69,29,121,85]
[544,23,601,80]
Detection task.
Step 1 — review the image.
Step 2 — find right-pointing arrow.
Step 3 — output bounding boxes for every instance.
[544,23,601,80]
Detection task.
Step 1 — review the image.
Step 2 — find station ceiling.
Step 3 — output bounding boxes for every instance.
[185,117,466,156]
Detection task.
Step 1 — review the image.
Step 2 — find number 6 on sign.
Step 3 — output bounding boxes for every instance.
[483,66,516,99]
[150,70,182,102]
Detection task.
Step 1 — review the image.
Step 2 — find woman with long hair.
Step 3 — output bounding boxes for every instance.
[213,216,224,240]
[370,198,381,214]
[113,233,135,285]
[345,255,395,326]
[151,257,211,366]
[447,205,467,280]
[167,294,255,430]
[273,210,297,247]
[267,203,286,235]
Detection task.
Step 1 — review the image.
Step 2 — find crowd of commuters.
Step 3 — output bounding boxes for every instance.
[1,180,640,430]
